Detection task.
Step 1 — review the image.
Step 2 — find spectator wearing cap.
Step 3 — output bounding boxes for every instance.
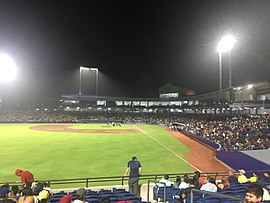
[124,156,142,198]
[238,169,248,184]
[0,188,11,203]
[14,169,34,188]
[17,187,34,203]
[72,188,88,203]
[59,194,72,203]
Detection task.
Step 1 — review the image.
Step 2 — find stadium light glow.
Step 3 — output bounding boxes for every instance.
[79,66,99,95]
[0,53,17,82]
[217,35,236,53]
[0,53,17,106]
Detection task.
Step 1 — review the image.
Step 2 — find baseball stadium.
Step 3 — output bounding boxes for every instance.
[1,81,270,203]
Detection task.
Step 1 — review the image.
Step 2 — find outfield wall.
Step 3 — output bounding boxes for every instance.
[179,130,270,172]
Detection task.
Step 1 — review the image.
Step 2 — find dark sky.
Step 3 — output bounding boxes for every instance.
[1,0,270,106]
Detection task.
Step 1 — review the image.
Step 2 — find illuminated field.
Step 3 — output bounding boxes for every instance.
[0,123,192,185]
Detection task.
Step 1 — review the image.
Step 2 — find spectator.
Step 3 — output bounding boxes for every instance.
[217,177,230,190]
[238,169,248,184]
[245,184,263,203]
[227,170,238,184]
[158,175,172,187]
[124,156,142,198]
[7,186,20,202]
[17,187,34,203]
[173,189,188,203]
[14,169,34,188]
[173,176,181,188]
[249,171,260,183]
[59,194,72,203]
[263,171,270,182]
[0,188,11,203]
[73,188,88,203]
[37,190,50,203]
[200,176,217,193]
[100,197,111,203]
[194,171,206,185]
[190,174,202,189]
[179,174,191,190]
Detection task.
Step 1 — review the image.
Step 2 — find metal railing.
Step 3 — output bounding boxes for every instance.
[1,172,231,188]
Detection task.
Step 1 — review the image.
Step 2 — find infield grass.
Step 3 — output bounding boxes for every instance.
[0,123,193,186]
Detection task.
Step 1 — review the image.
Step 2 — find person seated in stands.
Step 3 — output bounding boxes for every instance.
[227,170,238,184]
[0,187,11,203]
[173,189,188,203]
[17,187,34,203]
[263,171,270,182]
[158,174,172,187]
[37,190,50,203]
[179,174,191,190]
[173,176,181,188]
[200,176,217,193]
[249,171,260,183]
[245,184,263,203]
[8,186,20,202]
[190,174,202,189]
[194,171,206,185]
[100,197,111,203]
[73,188,88,203]
[238,169,248,184]
[59,194,72,203]
[217,176,230,190]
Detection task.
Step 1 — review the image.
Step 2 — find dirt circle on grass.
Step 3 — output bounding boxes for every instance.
[30,124,140,134]
[162,126,231,173]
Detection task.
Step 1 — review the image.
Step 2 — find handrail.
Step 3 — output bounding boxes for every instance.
[1,170,267,189]
[190,189,244,203]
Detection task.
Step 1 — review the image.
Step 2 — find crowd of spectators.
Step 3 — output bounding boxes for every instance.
[181,115,270,151]
[1,108,270,151]
[154,170,270,202]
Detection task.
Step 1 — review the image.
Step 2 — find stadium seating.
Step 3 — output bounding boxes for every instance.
[48,188,146,203]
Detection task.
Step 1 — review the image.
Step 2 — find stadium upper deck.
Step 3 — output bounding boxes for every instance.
[61,81,270,114]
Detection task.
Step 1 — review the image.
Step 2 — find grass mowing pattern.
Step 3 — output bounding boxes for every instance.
[0,124,193,185]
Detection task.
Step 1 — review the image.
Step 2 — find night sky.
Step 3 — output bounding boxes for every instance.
[1,0,270,106]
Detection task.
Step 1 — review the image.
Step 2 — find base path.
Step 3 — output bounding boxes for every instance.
[163,126,231,173]
[30,125,140,134]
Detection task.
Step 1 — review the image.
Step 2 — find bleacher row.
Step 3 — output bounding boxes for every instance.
[49,188,149,203]
[154,182,270,203]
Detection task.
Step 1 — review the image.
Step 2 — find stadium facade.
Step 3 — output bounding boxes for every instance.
[61,81,270,115]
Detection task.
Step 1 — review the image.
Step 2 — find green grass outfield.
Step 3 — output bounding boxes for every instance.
[0,123,193,185]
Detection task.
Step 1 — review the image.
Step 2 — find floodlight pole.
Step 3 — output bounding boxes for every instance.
[218,52,222,91]
[228,50,232,88]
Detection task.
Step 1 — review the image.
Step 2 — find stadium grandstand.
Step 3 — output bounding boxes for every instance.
[1,82,270,203]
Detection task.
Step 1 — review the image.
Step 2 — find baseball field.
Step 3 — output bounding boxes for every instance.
[0,123,195,186]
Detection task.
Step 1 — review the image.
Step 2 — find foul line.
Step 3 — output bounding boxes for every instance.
[135,125,202,173]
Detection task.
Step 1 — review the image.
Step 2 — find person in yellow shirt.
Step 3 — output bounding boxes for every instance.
[249,171,259,183]
[238,169,248,183]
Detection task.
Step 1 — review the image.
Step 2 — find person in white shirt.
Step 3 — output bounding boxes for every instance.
[158,175,172,187]
[200,177,217,193]
[179,174,191,190]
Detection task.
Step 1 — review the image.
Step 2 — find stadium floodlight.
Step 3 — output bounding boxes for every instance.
[217,35,236,90]
[79,66,99,95]
[0,53,17,106]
